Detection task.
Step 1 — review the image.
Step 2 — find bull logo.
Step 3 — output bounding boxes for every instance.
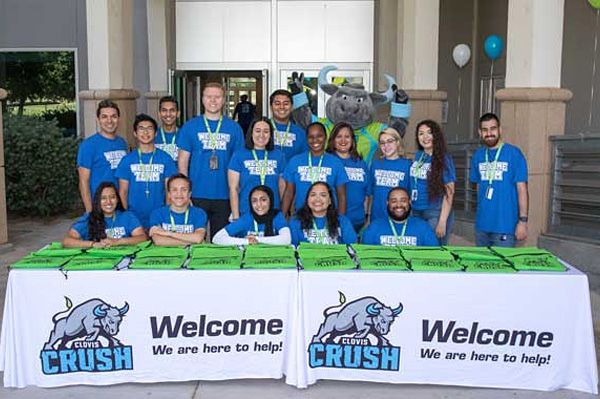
[309,292,403,371]
[40,297,134,375]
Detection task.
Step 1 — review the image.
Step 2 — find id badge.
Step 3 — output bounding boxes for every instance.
[486,186,494,200]
[209,152,219,170]
[411,189,418,201]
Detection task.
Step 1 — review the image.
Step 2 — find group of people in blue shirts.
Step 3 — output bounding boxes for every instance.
[66,84,529,250]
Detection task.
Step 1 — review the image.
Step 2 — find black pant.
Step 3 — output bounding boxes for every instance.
[192,198,231,242]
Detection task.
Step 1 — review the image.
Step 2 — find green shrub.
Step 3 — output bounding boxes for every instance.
[4,114,81,216]
[40,105,77,137]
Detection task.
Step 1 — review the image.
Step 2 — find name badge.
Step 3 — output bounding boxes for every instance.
[411,189,418,201]
[209,153,219,170]
[486,186,494,200]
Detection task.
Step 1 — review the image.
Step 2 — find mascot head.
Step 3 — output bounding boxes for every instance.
[319,66,396,130]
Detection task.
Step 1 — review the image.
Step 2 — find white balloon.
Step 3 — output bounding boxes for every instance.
[452,44,471,68]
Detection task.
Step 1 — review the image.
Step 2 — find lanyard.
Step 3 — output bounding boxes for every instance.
[159,127,177,146]
[484,142,504,186]
[203,116,223,151]
[253,219,259,235]
[169,208,189,232]
[413,151,426,187]
[308,153,325,184]
[388,218,408,246]
[138,148,156,196]
[311,218,328,244]
[252,149,269,185]
[272,120,291,150]
[106,213,117,238]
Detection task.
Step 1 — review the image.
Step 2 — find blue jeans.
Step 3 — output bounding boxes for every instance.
[412,208,454,246]
[475,231,516,247]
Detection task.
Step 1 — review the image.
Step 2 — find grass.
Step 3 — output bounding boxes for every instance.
[8,102,76,116]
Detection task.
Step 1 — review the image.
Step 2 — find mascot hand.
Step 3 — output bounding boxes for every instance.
[392,84,409,104]
[290,72,305,95]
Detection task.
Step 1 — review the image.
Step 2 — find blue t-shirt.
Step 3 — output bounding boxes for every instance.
[176,115,244,199]
[115,148,177,229]
[362,216,437,246]
[369,157,412,221]
[271,120,308,161]
[154,127,179,161]
[77,133,128,197]
[409,151,456,210]
[224,212,288,238]
[469,143,528,234]
[283,152,349,210]
[150,205,208,234]
[228,148,286,215]
[334,154,371,227]
[289,214,357,245]
[71,210,141,240]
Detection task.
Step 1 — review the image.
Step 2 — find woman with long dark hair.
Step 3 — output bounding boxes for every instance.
[289,182,357,245]
[409,120,455,245]
[213,185,291,245]
[326,122,371,232]
[62,182,147,248]
[227,117,286,220]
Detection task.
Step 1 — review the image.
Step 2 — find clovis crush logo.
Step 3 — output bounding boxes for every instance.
[308,292,403,371]
[40,297,133,375]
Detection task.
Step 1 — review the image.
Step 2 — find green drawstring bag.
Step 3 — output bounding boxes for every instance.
[190,244,241,259]
[187,256,242,270]
[86,245,141,258]
[130,256,187,270]
[463,259,516,273]
[63,255,123,271]
[352,244,401,254]
[401,248,462,272]
[297,243,348,253]
[244,244,296,269]
[136,240,153,249]
[490,247,567,272]
[301,255,356,270]
[11,255,72,269]
[32,243,83,257]
[359,257,409,271]
[136,246,189,259]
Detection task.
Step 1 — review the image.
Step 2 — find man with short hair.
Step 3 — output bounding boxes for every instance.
[362,187,437,246]
[270,89,308,161]
[232,94,256,135]
[77,100,128,212]
[155,95,180,161]
[149,173,207,245]
[177,83,244,241]
[116,114,177,229]
[470,113,529,247]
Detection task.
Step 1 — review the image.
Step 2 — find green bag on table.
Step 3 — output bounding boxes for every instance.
[490,247,567,272]
[463,259,516,273]
[136,246,189,259]
[187,256,242,270]
[297,243,348,253]
[11,255,72,269]
[86,245,141,258]
[244,244,296,269]
[401,248,462,272]
[130,256,187,270]
[190,244,241,259]
[32,243,83,257]
[301,255,355,270]
[136,240,153,249]
[63,255,123,271]
[359,257,409,271]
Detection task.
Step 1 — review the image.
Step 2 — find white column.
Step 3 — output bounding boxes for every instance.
[505,0,564,88]
[399,0,440,90]
[147,0,169,93]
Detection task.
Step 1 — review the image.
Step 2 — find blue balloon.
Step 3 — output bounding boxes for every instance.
[484,35,504,60]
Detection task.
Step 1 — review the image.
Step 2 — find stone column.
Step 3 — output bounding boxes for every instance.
[81,0,140,146]
[144,0,170,120]
[0,88,8,244]
[496,0,569,245]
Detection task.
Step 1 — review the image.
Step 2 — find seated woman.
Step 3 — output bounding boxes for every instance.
[62,182,147,248]
[213,185,291,245]
[289,182,357,245]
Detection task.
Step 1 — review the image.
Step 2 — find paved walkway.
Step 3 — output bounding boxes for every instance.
[0,217,598,399]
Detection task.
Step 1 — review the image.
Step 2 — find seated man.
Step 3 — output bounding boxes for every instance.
[363,187,437,246]
[149,174,207,246]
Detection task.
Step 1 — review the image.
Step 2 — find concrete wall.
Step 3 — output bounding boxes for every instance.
[134,0,150,114]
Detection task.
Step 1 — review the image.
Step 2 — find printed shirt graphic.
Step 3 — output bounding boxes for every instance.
[154,128,179,161]
[228,148,286,214]
[469,143,528,234]
[334,154,372,227]
[77,133,128,197]
[289,215,357,245]
[272,121,308,161]
[176,115,244,199]
[283,152,349,210]
[71,210,142,240]
[369,157,412,220]
[150,205,207,234]
[409,151,456,211]
[362,216,438,246]
[225,212,288,237]
[115,148,177,228]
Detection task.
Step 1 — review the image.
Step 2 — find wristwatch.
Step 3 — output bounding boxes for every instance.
[519,216,528,223]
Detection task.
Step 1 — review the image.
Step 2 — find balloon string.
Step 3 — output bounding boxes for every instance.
[589,9,599,131]
[489,61,495,113]
[456,75,462,127]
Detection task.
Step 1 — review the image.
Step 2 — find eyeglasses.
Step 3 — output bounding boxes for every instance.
[379,138,397,146]
[137,126,155,132]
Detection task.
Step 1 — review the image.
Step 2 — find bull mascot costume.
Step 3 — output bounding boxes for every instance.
[290,65,411,164]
